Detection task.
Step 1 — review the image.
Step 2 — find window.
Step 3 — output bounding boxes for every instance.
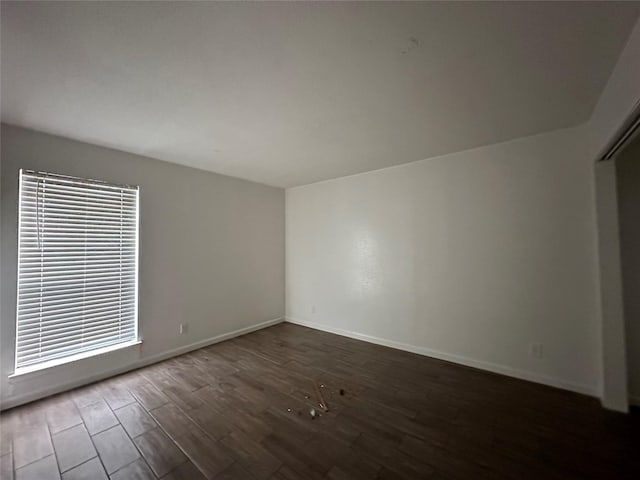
[14,170,139,374]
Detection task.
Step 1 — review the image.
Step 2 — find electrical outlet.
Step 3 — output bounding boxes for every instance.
[311,305,317,314]
[529,343,543,359]
[179,323,188,335]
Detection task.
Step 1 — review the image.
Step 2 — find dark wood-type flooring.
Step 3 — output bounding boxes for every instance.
[0,323,638,479]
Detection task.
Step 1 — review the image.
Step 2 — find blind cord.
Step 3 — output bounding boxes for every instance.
[35,177,41,250]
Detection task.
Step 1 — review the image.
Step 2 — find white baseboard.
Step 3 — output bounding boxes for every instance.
[1,317,284,410]
[285,316,597,397]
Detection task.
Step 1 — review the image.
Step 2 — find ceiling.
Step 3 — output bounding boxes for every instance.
[2,1,639,188]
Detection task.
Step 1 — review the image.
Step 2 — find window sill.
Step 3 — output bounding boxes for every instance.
[9,340,142,379]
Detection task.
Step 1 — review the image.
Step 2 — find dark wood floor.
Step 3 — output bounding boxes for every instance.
[0,323,638,480]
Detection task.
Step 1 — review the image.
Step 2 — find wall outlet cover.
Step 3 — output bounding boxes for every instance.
[530,343,544,359]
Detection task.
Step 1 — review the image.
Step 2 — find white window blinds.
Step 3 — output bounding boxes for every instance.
[15,170,139,372]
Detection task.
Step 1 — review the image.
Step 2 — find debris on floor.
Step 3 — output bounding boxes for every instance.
[300,381,347,420]
[314,381,329,412]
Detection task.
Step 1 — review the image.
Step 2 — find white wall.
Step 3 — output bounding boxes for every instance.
[0,124,285,409]
[286,125,602,395]
[616,136,640,405]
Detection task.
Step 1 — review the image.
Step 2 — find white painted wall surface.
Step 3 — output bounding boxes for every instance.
[0,125,285,409]
[287,125,601,395]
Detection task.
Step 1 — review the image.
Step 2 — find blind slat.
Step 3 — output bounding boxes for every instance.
[18,294,136,318]
[21,172,137,192]
[17,332,136,365]
[18,319,136,343]
[19,275,136,290]
[18,280,135,296]
[18,309,136,332]
[18,315,136,337]
[21,216,137,227]
[19,288,136,306]
[18,300,136,323]
[18,323,136,344]
[20,188,137,205]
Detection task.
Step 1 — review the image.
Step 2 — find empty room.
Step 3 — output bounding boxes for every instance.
[1,1,640,479]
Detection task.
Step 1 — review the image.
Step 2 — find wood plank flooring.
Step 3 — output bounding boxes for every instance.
[0,323,638,479]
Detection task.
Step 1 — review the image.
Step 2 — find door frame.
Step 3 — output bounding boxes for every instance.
[595,99,640,412]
